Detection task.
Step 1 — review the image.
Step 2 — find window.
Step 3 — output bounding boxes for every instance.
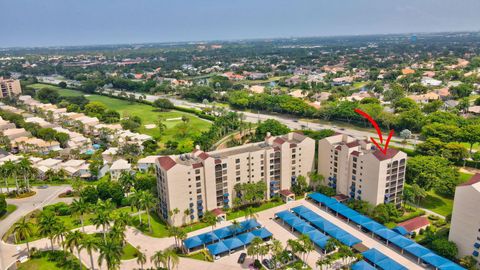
[236,158,240,163]
[197,189,201,193]
[195,169,200,174]
[196,176,201,181]
[236,177,240,181]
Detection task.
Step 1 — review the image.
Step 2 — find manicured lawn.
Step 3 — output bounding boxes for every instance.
[132,211,170,238]
[180,250,213,262]
[0,204,17,220]
[17,256,65,270]
[459,172,474,183]
[5,206,134,243]
[227,200,285,220]
[418,190,453,217]
[121,243,139,260]
[29,83,82,97]
[29,83,211,143]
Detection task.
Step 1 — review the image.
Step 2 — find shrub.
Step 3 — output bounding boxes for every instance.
[419,228,425,235]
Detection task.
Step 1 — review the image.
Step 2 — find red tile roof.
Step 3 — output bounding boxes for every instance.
[351,151,360,157]
[289,143,297,148]
[192,163,203,169]
[279,189,294,197]
[346,141,360,148]
[198,152,210,160]
[211,208,225,216]
[274,137,286,145]
[459,173,480,186]
[397,216,429,232]
[158,156,176,171]
[372,148,399,161]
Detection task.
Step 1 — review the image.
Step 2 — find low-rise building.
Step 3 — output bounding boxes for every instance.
[137,155,159,172]
[3,128,31,140]
[110,159,131,180]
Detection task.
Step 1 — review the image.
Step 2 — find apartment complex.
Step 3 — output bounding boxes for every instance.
[0,78,22,98]
[317,133,406,206]
[449,174,480,267]
[155,132,315,226]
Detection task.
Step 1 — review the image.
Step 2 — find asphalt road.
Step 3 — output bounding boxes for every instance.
[0,185,72,270]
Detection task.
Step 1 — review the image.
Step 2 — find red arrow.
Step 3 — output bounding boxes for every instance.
[354,108,394,155]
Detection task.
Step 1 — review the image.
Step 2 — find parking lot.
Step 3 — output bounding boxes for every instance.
[187,198,426,269]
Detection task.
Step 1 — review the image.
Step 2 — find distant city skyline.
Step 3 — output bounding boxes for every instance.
[2,0,480,48]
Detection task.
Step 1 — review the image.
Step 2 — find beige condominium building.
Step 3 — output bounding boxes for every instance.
[0,78,22,98]
[155,132,315,226]
[317,133,406,206]
[449,174,480,267]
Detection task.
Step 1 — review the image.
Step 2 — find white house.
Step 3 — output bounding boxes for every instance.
[109,159,131,180]
[137,155,159,172]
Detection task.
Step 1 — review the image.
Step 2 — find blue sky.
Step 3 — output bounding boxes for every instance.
[2,0,480,47]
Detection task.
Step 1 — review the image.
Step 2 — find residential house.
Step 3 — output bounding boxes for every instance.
[407,92,440,103]
[137,155,159,172]
[110,159,131,180]
[3,128,31,140]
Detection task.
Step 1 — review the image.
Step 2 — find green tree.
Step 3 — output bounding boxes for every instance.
[136,247,147,270]
[406,155,459,194]
[254,119,291,141]
[37,211,59,251]
[70,197,90,232]
[98,237,123,270]
[12,217,33,254]
[80,234,99,270]
[65,231,85,270]
[430,238,458,260]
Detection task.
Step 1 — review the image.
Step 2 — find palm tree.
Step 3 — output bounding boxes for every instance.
[230,220,242,236]
[141,191,157,232]
[80,234,99,270]
[183,208,192,226]
[299,234,314,263]
[0,163,10,193]
[247,237,263,261]
[130,191,143,225]
[65,231,84,270]
[164,247,180,270]
[3,161,18,194]
[37,212,58,251]
[325,238,340,253]
[169,207,180,225]
[244,207,258,220]
[119,171,135,196]
[202,211,217,231]
[12,217,33,254]
[18,158,34,192]
[70,198,90,232]
[270,239,283,270]
[98,238,123,270]
[91,210,111,243]
[136,247,147,270]
[151,250,167,269]
[110,224,127,246]
[53,222,68,250]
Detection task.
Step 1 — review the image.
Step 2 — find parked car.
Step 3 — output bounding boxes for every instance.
[262,258,275,269]
[238,253,246,264]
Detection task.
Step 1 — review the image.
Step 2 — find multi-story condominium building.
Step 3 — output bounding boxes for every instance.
[0,78,22,98]
[317,133,406,206]
[155,132,315,226]
[449,174,480,267]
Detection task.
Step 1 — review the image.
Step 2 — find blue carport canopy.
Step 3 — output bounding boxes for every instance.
[301,211,321,221]
[276,210,294,220]
[306,230,329,249]
[375,228,399,241]
[291,205,311,215]
[284,216,303,228]
[223,238,244,250]
[349,215,374,226]
[389,235,416,249]
[214,227,233,239]
[200,232,219,244]
[308,192,338,206]
[404,243,432,258]
[362,248,388,264]
[251,227,272,239]
[324,225,347,239]
[237,232,255,245]
[183,235,203,249]
[362,221,386,233]
[207,242,228,256]
[392,226,409,236]
[337,233,362,247]
[337,208,361,220]
[294,223,316,234]
[241,219,261,231]
[252,228,273,239]
[421,253,453,269]
[328,202,350,213]
[352,260,376,270]
[311,219,336,232]
[376,257,408,270]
